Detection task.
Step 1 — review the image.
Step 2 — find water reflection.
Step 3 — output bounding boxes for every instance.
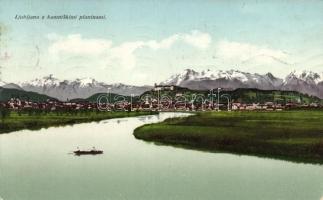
[0,112,322,200]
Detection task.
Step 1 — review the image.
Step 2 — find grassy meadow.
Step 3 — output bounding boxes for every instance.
[0,110,156,134]
[134,111,323,164]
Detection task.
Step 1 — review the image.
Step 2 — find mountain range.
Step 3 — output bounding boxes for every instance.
[160,69,323,99]
[0,75,152,101]
[0,69,323,100]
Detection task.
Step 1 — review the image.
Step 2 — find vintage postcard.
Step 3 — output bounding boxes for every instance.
[0,1,323,200]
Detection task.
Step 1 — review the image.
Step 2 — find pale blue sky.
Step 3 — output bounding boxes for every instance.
[1,0,323,85]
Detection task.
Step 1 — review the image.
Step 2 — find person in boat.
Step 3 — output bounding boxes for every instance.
[73,146,103,155]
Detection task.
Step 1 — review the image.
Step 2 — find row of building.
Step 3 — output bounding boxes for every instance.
[1,97,322,112]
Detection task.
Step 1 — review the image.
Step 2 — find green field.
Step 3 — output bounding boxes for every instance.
[134,111,323,164]
[0,110,156,134]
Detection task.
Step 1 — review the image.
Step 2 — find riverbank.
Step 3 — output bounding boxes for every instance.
[134,111,323,164]
[0,111,157,134]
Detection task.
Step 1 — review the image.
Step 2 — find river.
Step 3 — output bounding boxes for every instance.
[0,112,323,200]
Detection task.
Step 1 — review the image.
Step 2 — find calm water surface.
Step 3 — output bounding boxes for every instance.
[0,112,323,200]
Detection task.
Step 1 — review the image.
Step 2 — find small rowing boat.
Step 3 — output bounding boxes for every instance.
[73,147,103,155]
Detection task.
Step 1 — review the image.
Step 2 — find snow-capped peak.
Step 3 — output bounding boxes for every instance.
[265,72,275,80]
[210,69,250,82]
[73,77,100,87]
[0,80,7,86]
[161,69,280,85]
[160,68,289,91]
[21,74,60,87]
[17,75,152,101]
[162,69,199,85]
[179,68,199,78]
[20,75,102,88]
[285,70,322,84]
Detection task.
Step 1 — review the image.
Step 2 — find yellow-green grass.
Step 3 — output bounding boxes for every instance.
[134,111,323,164]
[0,111,157,134]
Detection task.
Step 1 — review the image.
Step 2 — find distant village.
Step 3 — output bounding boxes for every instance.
[1,85,322,112]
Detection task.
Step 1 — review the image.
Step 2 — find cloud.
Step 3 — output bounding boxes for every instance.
[146,30,211,50]
[182,30,211,49]
[107,41,144,70]
[47,30,212,69]
[215,40,287,62]
[212,40,294,75]
[48,34,112,56]
[146,34,179,50]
